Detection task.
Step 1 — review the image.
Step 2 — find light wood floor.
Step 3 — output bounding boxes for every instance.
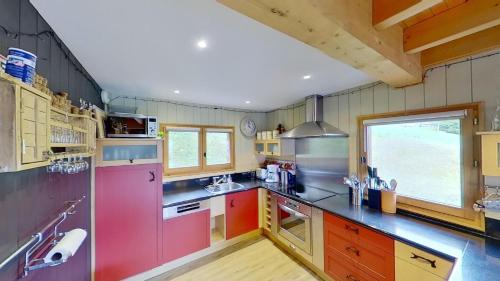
[150,238,322,281]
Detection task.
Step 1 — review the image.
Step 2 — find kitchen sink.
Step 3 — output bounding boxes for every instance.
[205,182,245,194]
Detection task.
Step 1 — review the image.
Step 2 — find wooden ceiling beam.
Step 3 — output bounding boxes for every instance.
[218,0,422,87]
[373,0,443,30]
[404,0,500,54]
[421,25,500,68]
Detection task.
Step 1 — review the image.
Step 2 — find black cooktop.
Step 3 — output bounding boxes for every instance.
[270,183,340,203]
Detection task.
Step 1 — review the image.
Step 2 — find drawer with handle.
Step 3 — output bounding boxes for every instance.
[395,241,454,279]
[325,250,378,281]
[327,230,394,280]
[324,213,393,252]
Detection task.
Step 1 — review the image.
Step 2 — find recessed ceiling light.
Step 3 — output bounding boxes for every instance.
[245,101,251,104]
[197,40,208,49]
[303,75,312,80]
[173,90,180,94]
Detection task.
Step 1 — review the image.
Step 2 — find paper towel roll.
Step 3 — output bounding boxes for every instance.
[44,228,87,264]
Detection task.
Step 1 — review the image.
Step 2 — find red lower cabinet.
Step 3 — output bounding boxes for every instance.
[95,164,162,281]
[324,213,395,281]
[162,209,211,263]
[226,189,259,240]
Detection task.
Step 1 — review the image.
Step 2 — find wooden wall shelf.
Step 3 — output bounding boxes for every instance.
[254,139,294,157]
[0,73,98,173]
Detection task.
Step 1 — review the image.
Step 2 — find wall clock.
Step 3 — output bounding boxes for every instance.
[240,116,257,137]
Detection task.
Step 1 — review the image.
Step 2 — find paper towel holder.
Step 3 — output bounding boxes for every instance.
[22,196,86,277]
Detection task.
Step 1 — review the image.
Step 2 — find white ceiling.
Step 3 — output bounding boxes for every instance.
[31,0,375,111]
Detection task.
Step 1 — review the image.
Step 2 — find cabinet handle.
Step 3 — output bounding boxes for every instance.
[410,253,436,268]
[22,139,26,154]
[149,171,155,182]
[345,274,359,281]
[345,246,360,256]
[230,199,235,208]
[345,224,359,234]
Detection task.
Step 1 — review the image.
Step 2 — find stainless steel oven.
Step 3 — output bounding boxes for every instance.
[271,194,312,255]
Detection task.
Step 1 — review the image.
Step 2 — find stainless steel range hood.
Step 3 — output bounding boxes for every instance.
[279,95,348,138]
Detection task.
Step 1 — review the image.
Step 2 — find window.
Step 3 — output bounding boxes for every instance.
[359,104,482,229]
[161,125,234,176]
[368,118,463,207]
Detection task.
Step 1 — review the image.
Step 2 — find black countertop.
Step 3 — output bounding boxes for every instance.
[162,179,500,281]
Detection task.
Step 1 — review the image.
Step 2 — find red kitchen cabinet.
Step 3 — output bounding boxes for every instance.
[95,164,162,281]
[324,213,394,281]
[162,209,210,263]
[226,189,259,239]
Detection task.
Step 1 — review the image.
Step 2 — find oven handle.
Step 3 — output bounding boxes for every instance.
[278,204,309,220]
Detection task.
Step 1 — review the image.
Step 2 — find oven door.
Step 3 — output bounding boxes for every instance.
[277,203,311,254]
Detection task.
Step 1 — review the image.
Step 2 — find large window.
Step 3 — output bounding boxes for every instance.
[359,104,482,229]
[368,118,463,207]
[162,125,234,176]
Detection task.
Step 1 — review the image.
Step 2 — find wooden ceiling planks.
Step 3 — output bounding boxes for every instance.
[401,0,467,28]
[218,0,422,87]
[403,0,500,54]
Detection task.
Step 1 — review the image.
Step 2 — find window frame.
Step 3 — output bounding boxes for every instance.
[357,103,484,230]
[161,124,235,177]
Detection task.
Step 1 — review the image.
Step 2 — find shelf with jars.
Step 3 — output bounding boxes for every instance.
[254,124,294,157]
[0,69,98,173]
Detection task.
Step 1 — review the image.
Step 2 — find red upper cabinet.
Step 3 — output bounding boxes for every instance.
[95,163,162,281]
[225,189,259,240]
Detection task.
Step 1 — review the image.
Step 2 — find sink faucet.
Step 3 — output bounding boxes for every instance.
[212,175,227,186]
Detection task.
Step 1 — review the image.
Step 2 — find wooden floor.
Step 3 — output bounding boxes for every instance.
[149,238,322,281]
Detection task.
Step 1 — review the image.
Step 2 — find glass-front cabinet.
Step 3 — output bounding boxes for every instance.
[255,141,265,155]
[254,139,294,157]
[479,132,500,176]
[266,140,280,156]
[96,138,163,167]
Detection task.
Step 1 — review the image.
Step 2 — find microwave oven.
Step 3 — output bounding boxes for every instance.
[106,113,158,138]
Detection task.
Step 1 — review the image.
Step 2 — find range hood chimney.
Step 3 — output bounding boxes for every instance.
[279,95,348,139]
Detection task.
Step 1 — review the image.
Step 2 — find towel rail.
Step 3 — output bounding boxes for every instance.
[0,195,86,273]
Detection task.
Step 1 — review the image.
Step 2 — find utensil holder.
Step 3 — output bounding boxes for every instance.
[381,190,397,214]
[368,189,382,210]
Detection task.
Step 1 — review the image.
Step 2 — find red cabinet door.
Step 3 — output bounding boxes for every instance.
[226,189,259,240]
[162,209,210,263]
[95,164,162,281]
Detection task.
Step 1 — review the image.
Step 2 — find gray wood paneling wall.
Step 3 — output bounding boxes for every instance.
[266,51,500,173]
[0,1,100,280]
[0,0,102,107]
[110,96,268,174]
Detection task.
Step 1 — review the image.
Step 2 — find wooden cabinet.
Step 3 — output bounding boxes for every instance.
[20,88,50,163]
[162,209,211,263]
[0,74,51,172]
[226,189,259,239]
[255,140,266,155]
[395,241,453,281]
[254,139,294,156]
[478,132,500,176]
[324,213,395,281]
[96,138,163,167]
[95,163,162,281]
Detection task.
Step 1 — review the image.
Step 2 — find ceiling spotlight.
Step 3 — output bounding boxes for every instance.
[245,101,251,104]
[303,75,312,80]
[197,40,208,49]
[173,90,180,94]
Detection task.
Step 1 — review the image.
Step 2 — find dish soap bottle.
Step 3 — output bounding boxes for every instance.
[493,98,500,131]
